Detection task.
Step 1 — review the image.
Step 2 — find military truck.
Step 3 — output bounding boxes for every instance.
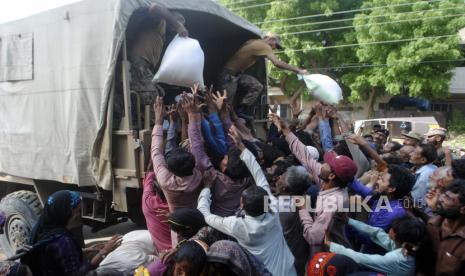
[0,0,268,257]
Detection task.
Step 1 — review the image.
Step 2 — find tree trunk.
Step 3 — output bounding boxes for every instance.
[366,86,376,118]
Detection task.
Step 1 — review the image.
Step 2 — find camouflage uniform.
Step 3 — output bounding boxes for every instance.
[129,56,165,105]
[218,69,263,107]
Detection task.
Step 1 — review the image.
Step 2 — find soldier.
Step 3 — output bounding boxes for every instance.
[218,32,307,120]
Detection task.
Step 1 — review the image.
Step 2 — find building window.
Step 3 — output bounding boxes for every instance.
[431,103,451,112]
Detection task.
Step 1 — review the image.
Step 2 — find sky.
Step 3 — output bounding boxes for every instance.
[0,0,82,24]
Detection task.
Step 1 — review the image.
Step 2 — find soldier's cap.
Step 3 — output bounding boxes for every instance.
[425,127,447,137]
[401,131,422,141]
[265,32,284,50]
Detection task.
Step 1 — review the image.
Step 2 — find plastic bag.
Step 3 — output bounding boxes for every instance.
[153,35,205,88]
[299,74,342,105]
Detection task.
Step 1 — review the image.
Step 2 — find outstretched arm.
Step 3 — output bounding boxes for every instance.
[151,97,173,186]
[267,55,306,75]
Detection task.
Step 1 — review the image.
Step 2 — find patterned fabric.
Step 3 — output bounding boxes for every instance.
[129,56,165,105]
[33,234,92,276]
[217,70,263,107]
[21,190,90,276]
[207,240,272,276]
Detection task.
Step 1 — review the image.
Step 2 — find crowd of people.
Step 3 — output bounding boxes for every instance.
[3,83,465,276]
[1,3,465,276]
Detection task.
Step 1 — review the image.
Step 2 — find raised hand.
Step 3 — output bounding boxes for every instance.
[181,93,199,115]
[212,90,228,111]
[101,235,123,255]
[289,90,303,119]
[204,88,217,113]
[153,96,165,125]
[228,126,246,151]
[268,100,279,114]
[190,83,200,97]
[177,100,188,122]
[166,104,178,122]
[268,113,288,134]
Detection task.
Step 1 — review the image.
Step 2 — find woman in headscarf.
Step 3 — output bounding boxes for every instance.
[21,190,122,276]
[204,240,272,276]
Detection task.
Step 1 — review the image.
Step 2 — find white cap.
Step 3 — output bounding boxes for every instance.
[306,146,320,160]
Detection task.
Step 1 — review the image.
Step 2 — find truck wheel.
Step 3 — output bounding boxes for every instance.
[0,191,42,257]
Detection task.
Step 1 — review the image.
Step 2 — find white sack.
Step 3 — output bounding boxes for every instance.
[299,74,342,105]
[153,35,205,88]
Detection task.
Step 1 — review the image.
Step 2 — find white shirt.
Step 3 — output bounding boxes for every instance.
[97,230,156,273]
[197,149,296,276]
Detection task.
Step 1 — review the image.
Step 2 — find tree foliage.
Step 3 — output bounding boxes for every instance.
[220,0,465,104]
[344,0,465,102]
[220,0,363,94]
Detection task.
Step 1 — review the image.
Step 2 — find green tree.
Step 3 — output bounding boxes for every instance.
[342,0,465,117]
[219,0,363,95]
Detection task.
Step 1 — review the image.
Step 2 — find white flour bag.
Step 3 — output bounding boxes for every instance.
[299,74,342,105]
[153,35,205,88]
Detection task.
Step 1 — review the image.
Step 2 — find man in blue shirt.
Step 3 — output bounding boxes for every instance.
[410,144,438,215]
[349,164,415,254]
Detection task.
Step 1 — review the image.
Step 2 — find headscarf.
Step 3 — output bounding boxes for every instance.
[308,252,359,276]
[30,190,81,244]
[207,240,272,276]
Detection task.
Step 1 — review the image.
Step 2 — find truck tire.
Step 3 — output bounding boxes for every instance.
[0,190,42,257]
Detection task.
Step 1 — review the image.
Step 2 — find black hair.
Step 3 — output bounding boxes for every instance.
[285,166,313,195]
[271,137,291,156]
[418,144,438,164]
[242,140,259,158]
[391,216,426,255]
[167,148,196,177]
[225,148,251,180]
[387,164,415,199]
[333,140,353,160]
[375,129,390,138]
[152,178,166,202]
[272,160,293,177]
[174,241,207,275]
[169,208,207,240]
[445,179,465,205]
[241,185,269,217]
[295,130,315,147]
[382,153,403,165]
[260,143,285,168]
[205,146,224,172]
[452,159,465,180]
[389,141,403,152]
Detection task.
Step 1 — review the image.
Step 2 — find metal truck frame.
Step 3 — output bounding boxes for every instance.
[0,0,267,257]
